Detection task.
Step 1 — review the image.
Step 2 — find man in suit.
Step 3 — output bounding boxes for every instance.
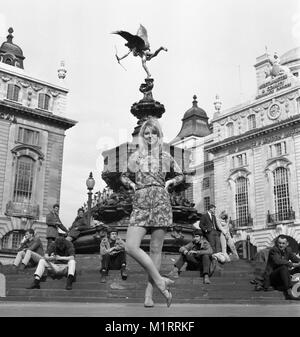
[46,204,69,249]
[199,204,221,254]
[262,235,300,300]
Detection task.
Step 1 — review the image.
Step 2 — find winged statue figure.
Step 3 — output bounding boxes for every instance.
[112,24,167,78]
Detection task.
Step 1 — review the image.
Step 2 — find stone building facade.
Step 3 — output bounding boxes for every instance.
[0,28,76,263]
[205,48,300,251]
[173,47,300,251]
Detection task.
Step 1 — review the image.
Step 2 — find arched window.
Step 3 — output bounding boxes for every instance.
[1,230,25,251]
[235,177,249,226]
[273,167,291,221]
[4,57,13,65]
[38,93,50,110]
[226,122,234,137]
[7,84,20,101]
[13,156,34,203]
[248,115,256,130]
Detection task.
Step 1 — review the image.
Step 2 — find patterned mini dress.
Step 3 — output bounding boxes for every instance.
[121,150,184,229]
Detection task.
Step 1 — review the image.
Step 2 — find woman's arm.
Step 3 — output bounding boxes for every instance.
[120,173,136,191]
[165,153,184,190]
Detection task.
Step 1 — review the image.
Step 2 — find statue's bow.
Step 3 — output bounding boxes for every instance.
[114,45,127,71]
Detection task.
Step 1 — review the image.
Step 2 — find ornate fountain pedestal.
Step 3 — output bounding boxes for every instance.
[74,79,199,253]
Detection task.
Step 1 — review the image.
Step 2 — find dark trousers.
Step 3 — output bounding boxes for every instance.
[101,251,126,271]
[47,238,55,250]
[270,265,292,291]
[205,230,221,253]
[175,253,210,275]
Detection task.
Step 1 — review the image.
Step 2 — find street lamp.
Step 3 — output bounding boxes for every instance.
[86,172,95,226]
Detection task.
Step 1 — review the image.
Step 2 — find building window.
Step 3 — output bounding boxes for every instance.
[273,167,291,221]
[18,127,40,146]
[203,177,210,189]
[13,156,34,203]
[204,151,209,162]
[1,230,25,251]
[7,84,20,101]
[38,93,50,110]
[269,141,287,158]
[204,196,210,211]
[235,177,249,226]
[232,153,247,168]
[248,115,256,130]
[227,123,234,137]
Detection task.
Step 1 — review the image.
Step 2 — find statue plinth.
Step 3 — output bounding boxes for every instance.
[130,78,165,138]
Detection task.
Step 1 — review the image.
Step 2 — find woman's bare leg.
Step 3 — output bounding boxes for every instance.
[125,226,165,288]
[145,228,166,305]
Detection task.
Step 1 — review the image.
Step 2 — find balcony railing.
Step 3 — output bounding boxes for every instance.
[267,208,295,224]
[5,201,40,219]
[230,215,253,228]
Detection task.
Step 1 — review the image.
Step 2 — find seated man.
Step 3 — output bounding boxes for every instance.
[66,208,89,242]
[262,234,300,300]
[99,227,127,283]
[12,229,44,271]
[168,229,214,284]
[27,236,76,290]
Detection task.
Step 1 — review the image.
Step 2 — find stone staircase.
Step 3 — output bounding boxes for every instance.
[0,253,286,304]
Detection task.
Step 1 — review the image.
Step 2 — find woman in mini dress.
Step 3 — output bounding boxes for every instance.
[121,117,184,307]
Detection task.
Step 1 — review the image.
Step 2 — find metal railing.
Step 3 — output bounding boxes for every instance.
[267,208,295,224]
[230,215,253,228]
[5,201,40,219]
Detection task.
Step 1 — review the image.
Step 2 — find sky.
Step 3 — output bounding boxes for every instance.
[0,0,300,227]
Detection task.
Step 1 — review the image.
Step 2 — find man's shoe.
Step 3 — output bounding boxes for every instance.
[18,263,26,271]
[27,278,40,289]
[120,266,128,280]
[167,268,179,279]
[209,258,217,277]
[100,270,107,283]
[203,274,211,284]
[65,275,74,290]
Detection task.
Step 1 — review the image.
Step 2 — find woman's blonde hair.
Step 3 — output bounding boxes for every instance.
[219,210,228,220]
[138,117,163,154]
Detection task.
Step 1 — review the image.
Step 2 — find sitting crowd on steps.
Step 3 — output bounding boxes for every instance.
[1,202,299,302]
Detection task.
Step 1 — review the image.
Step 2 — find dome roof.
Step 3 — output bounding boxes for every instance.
[0,28,25,69]
[171,95,211,143]
[0,41,24,57]
[280,47,300,65]
[183,95,208,119]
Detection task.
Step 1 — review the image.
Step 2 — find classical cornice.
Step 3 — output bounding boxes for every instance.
[212,85,300,123]
[0,99,77,130]
[205,114,300,153]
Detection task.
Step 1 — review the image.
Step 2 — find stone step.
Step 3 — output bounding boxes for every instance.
[0,295,287,304]
[0,254,283,304]
[6,288,283,300]
[8,279,255,290]
[5,270,254,282]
